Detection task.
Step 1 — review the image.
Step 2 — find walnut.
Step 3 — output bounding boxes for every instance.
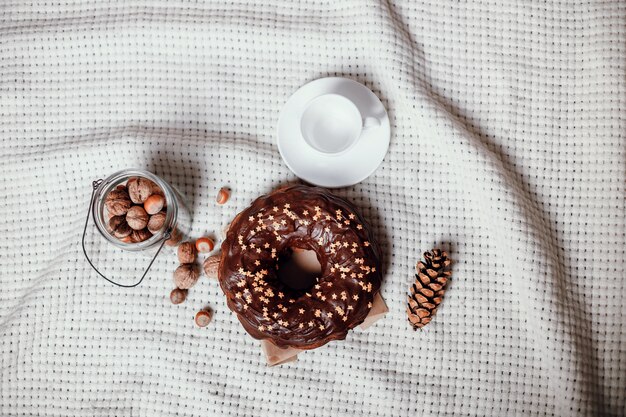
[108,215,132,239]
[130,228,152,243]
[126,206,149,230]
[147,211,166,233]
[177,242,197,264]
[127,177,154,204]
[169,288,188,305]
[150,182,165,197]
[174,264,199,289]
[203,255,220,279]
[105,188,132,216]
[165,227,182,246]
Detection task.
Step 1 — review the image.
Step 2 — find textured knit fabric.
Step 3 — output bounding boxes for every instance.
[0,1,624,416]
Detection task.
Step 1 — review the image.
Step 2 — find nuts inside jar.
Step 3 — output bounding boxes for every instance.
[103,177,168,244]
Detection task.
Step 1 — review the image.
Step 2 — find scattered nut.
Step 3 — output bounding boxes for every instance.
[144,194,165,215]
[170,288,188,305]
[177,242,197,264]
[147,211,166,233]
[109,215,132,238]
[173,264,199,289]
[165,227,182,246]
[126,206,149,230]
[127,177,155,204]
[130,228,152,243]
[105,188,132,216]
[216,187,230,205]
[195,237,215,253]
[203,255,220,279]
[194,309,212,327]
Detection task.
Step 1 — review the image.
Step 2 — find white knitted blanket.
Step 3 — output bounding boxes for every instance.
[0,1,624,416]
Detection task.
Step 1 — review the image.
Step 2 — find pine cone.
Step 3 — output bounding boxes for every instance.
[407,249,451,329]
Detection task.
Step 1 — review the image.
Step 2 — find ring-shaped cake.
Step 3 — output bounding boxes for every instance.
[219,185,382,349]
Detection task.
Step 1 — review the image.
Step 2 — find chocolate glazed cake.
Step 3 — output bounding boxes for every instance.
[218,185,382,350]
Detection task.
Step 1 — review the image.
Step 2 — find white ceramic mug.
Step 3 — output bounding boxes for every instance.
[300,94,381,156]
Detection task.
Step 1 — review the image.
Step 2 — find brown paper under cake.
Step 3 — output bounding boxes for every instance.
[261,292,388,366]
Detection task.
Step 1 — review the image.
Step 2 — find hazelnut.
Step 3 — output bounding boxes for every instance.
[127,177,154,204]
[105,188,132,216]
[169,288,188,305]
[216,187,230,205]
[165,227,182,246]
[130,228,152,243]
[126,206,149,230]
[203,255,220,279]
[109,215,132,239]
[144,194,165,215]
[174,264,199,289]
[177,242,197,264]
[195,237,215,253]
[147,211,166,233]
[194,309,213,327]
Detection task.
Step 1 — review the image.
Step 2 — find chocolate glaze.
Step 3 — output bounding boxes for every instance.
[218,185,382,350]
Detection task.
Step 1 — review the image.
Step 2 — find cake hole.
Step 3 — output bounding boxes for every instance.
[277,248,322,291]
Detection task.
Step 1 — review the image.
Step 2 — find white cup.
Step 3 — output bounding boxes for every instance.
[300,94,381,156]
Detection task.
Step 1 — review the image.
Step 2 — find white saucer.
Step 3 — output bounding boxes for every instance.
[277,77,390,188]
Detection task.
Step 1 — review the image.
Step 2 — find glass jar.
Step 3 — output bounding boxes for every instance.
[82,168,192,287]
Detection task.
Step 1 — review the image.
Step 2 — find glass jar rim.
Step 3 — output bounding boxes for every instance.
[92,169,178,251]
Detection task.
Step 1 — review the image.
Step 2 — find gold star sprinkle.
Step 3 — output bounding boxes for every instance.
[314,309,321,317]
[357,225,363,230]
[364,241,370,247]
[318,325,325,331]
[248,216,255,221]
[254,260,260,266]
[349,214,355,220]
[303,210,309,216]
[299,309,305,314]
[353,295,359,301]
